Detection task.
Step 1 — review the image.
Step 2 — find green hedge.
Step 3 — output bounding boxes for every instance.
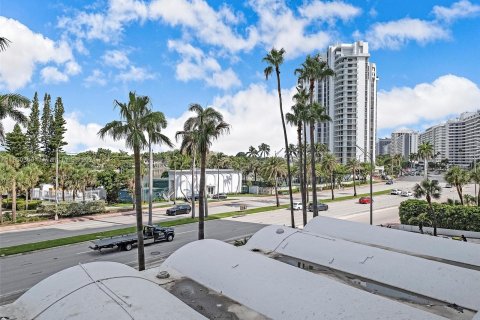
[36,200,106,217]
[1,199,43,210]
[399,199,480,231]
[278,187,300,195]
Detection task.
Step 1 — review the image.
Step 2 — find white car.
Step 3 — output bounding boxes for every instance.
[390,189,401,195]
[292,202,303,210]
[401,191,413,197]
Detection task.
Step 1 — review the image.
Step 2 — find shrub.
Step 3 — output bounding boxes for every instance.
[399,199,480,231]
[36,200,106,217]
[2,199,43,210]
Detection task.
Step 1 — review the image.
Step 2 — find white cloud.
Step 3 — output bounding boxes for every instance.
[298,1,362,23]
[162,83,297,155]
[433,0,480,22]
[115,65,154,82]
[40,66,69,84]
[65,61,82,75]
[378,75,480,130]
[149,0,257,52]
[0,17,77,90]
[102,50,130,69]
[251,0,331,58]
[64,112,127,153]
[84,69,107,87]
[58,0,149,43]
[168,40,241,90]
[366,18,449,50]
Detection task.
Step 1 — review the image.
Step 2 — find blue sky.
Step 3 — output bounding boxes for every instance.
[1,0,479,154]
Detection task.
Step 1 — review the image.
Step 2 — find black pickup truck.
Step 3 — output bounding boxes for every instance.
[89,225,175,252]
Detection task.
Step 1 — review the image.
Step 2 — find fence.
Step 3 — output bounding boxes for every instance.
[31,188,106,202]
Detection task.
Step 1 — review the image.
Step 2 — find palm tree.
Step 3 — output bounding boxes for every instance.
[258,143,271,158]
[246,146,258,157]
[264,48,295,228]
[178,132,198,218]
[261,157,287,207]
[295,54,334,217]
[210,152,228,198]
[0,37,11,51]
[413,179,442,236]
[16,164,41,210]
[408,212,431,234]
[176,104,230,240]
[286,86,309,225]
[321,152,337,200]
[444,166,470,205]
[392,154,403,177]
[347,158,361,196]
[98,91,160,271]
[144,112,173,225]
[1,154,19,222]
[0,160,16,224]
[470,166,480,206]
[417,142,434,179]
[0,94,30,143]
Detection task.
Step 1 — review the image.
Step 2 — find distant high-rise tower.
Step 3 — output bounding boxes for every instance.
[390,129,419,159]
[309,41,378,164]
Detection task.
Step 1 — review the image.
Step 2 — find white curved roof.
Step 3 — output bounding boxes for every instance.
[245,225,480,311]
[160,239,444,320]
[304,216,480,268]
[5,261,205,320]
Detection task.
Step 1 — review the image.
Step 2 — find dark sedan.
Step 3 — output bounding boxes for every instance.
[308,202,329,212]
[166,204,191,216]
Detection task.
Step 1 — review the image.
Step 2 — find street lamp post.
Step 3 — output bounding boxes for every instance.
[356,145,373,225]
[55,147,59,221]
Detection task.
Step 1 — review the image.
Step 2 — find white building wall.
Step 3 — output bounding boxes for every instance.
[168,169,242,198]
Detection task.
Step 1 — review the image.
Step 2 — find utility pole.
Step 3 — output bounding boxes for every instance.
[357,145,374,225]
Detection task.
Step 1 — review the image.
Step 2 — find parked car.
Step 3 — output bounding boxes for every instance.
[308,202,329,212]
[359,197,372,204]
[401,191,413,197]
[212,193,227,199]
[386,180,394,185]
[292,202,303,210]
[166,204,191,216]
[391,189,401,195]
[445,183,453,188]
[184,194,200,201]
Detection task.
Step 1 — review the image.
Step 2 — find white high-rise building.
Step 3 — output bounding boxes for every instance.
[419,124,448,160]
[390,129,419,159]
[446,111,480,168]
[419,111,479,168]
[311,41,378,164]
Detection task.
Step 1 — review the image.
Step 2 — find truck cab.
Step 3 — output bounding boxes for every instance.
[143,225,175,242]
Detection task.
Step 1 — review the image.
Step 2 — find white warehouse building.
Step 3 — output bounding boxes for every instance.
[168,169,242,199]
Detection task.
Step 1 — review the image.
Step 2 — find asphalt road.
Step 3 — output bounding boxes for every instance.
[0,219,265,305]
[0,178,417,247]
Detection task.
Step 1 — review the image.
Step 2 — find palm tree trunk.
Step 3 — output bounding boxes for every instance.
[62,188,65,202]
[457,186,464,205]
[217,166,220,198]
[0,197,3,224]
[298,123,307,226]
[148,141,153,225]
[134,145,145,271]
[173,165,176,204]
[303,123,308,204]
[331,173,335,200]
[12,181,16,223]
[191,155,196,219]
[275,68,294,228]
[82,186,86,202]
[310,120,319,217]
[25,189,29,210]
[353,169,357,196]
[428,201,437,236]
[424,157,428,179]
[274,177,279,207]
[198,151,206,239]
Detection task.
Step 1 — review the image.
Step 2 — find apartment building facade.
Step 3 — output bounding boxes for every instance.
[309,41,377,164]
[419,111,479,168]
[376,137,391,157]
[390,129,419,159]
